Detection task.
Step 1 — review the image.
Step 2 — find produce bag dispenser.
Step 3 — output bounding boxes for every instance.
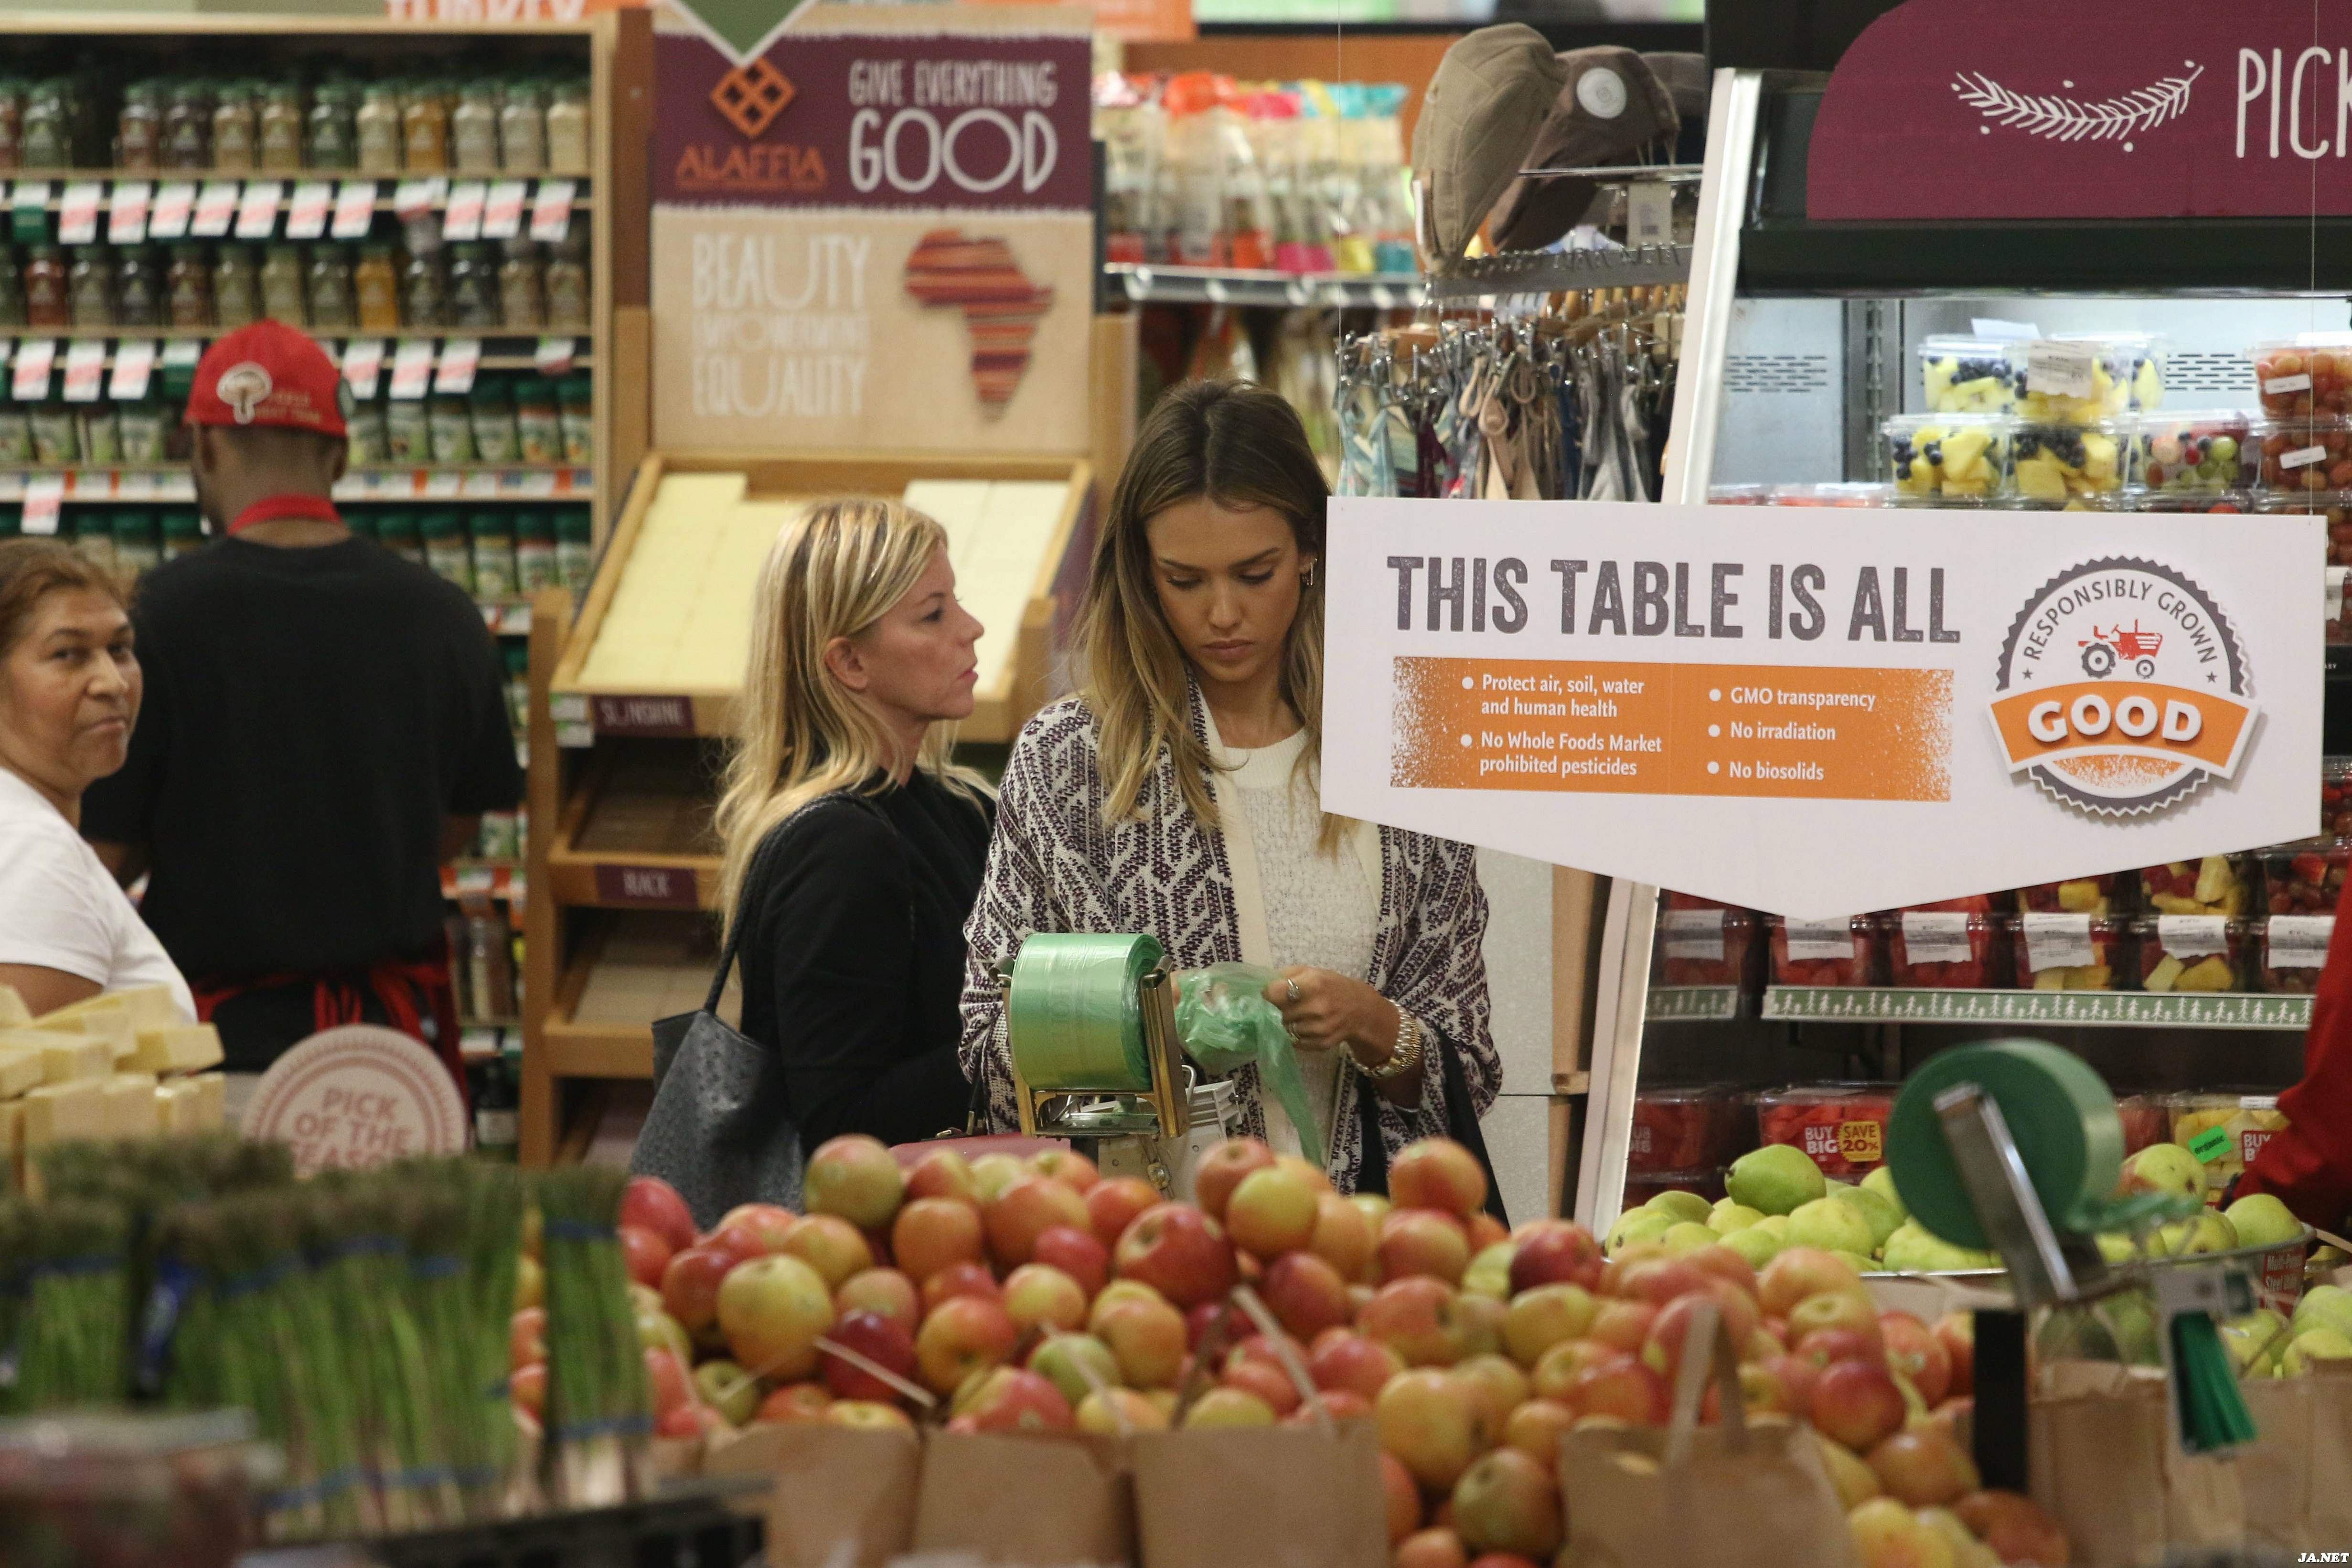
[999,933,1191,1145]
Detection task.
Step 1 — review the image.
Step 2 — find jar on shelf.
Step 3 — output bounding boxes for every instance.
[554,506,591,589]
[428,393,475,464]
[0,246,22,328]
[469,376,517,463]
[22,245,66,329]
[162,509,204,560]
[118,395,169,464]
[497,238,543,329]
[544,226,588,331]
[354,243,400,331]
[0,407,28,465]
[112,509,161,575]
[29,404,78,465]
[67,246,115,329]
[212,83,258,174]
[384,397,429,462]
[451,81,502,174]
[21,80,72,171]
[401,247,448,328]
[514,377,559,463]
[117,80,164,171]
[402,80,450,173]
[258,244,306,325]
[78,404,120,465]
[344,396,388,465]
[422,509,473,589]
[166,243,212,329]
[448,243,500,330]
[258,84,305,173]
[0,80,25,172]
[557,372,592,464]
[355,84,404,176]
[498,81,546,174]
[213,244,260,329]
[545,79,590,171]
[515,508,556,592]
[306,82,358,172]
[469,510,515,596]
[305,244,355,329]
[163,82,211,171]
[115,244,161,328]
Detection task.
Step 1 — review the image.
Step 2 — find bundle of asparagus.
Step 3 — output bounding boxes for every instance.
[534,1165,652,1509]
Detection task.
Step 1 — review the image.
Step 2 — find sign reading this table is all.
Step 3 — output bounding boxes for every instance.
[1321,501,2326,917]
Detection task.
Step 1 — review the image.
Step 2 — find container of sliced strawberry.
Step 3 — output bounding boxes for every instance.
[1652,905,1755,986]
[1754,1083,1899,1178]
[1765,914,1882,986]
[2262,841,2351,914]
[1887,909,2006,987]
[2325,758,2352,837]
[2259,914,2336,992]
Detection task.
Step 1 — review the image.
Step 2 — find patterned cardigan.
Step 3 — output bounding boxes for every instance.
[957,687,1500,1193]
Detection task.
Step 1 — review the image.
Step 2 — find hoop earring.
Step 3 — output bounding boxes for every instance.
[1302,563,1319,588]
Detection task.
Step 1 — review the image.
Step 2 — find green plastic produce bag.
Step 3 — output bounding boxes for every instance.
[1175,964,1325,1171]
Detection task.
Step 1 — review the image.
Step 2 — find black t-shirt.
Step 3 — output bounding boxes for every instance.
[81,534,522,981]
[736,773,992,1148]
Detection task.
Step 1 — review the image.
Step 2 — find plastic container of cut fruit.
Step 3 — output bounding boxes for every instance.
[2010,912,2128,991]
[2251,334,2352,417]
[1766,914,1882,987]
[2015,874,2127,917]
[2009,334,2166,423]
[2129,413,2252,492]
[2262,839,2352,914]
[2010,422,2128,501]
[2131,914,2249,993]
[1754,1082,1899,1178]
[1653,906,1756,987]
[1621,1166,1726,1207]
[1708,484,1772,505]
[1882,415,2009,502]
[2138,853,2252,917]
[2326,757,2352,837]
[2115,1092,2170,1155]
[1886,908,2007,988]
[1765,481,1899,507]
[2123,491,2250,515]
[2166,1091,2288,1197]
[1630,1086,1751,1174]
[2259,913,2336,992]
[2256,492,2352,566]
[0,1409,276,1568]
[1918,336,2021,414]
[2250,416,2352,493]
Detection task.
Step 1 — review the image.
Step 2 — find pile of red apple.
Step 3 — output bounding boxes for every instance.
[549,1133,2069,1568]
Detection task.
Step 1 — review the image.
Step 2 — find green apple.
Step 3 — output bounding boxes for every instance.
[1861,1165,1909,1222]
[1880,1221,1999,1274]
[1605,1206,1676,1255]
[1644,1190,1713,1226]
[2225,1193,2305,1250]
[1662,1222,1721,1255]
[2284,1325,2352,1376]
[2123,1143,2206,1202]
[1785,1196,1874,1256]
[1725,1145,1827,1217]
[1722,1225,1783,1268]
[1708,1200,1765,1234]
[2292,1284,2352,1340]
[2094,1231,2141,1264]
[2218,1310,2290,1376]
[1827,1184,1902,1251]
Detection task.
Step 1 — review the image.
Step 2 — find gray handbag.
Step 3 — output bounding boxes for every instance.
[631,826,805,1230]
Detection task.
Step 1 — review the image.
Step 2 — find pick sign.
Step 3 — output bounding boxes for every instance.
[243,1024,468,1174]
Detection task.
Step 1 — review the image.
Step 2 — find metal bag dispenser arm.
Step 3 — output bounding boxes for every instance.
[1886,1040,2261,1468]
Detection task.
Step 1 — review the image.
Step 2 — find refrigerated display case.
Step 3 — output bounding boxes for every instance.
[1573,66,2345,1232]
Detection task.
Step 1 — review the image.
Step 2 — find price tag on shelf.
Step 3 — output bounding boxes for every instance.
[1657,908,1727,961]
[2266,372,2314,396]
[393,176,447,222]
[1899,911,1973,965]
[10,181,49,245]
[454,864,495,896]
[149,181,195,241]
[109,340,157,402]
[535,337,575,375]
[2284,444,2328,471]
[160,339,204,378]
[191,180,239,238]
[235,180,283,240]
[513,469,557,498]
[2021,911,2096,971]
[504,602,532,634]
[285,181,334,241]
[1626,183,1673,248]
[342,338,386,400]
[2024,341,2097,401]
[442,181,487,241]
[57,181,103,244]
[1783,918,1857,962]
[11,339,54,401]
[423,470,463,499]
[60,340,106,404]
[434,338,481,395]
[529,179,576,243]
[460,471,499,498]
[555,720,594,748]
[107,181,151,244]
[331,180,377,240]
[389,338,436,401]
[21,475,62,536]
[117,470,157,501]
[2269,915,2334,969]
[2155,914,2229,956]
[481,180,528,240]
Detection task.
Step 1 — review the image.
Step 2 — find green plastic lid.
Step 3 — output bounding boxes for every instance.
[469,510,510,538]
[555,508,590,541]
[517,510,554,541]
[421,511,461,539]
[1886,1039,2124,1250]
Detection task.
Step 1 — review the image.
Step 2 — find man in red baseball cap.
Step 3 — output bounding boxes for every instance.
[83,321,519,1104]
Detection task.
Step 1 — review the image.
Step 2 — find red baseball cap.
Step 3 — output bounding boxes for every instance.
[185,320,348,438]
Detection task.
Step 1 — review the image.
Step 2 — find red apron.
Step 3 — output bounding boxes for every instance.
[190,939,469,1100]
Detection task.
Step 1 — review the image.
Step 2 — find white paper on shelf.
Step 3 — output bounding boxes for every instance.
[435,339,481,395]
[117,471,157,501]
[1658,908,1727,961]
[1899,910,1973,965]
[160,340,203,374]
[60,341,105,404]
[460,471,499,498]
[331,180,377,239]
[285,181,333,240]
[2284,445,2328,470]
[2266,373,2314,395]
[9,181,50,230]
[191,181,238,238]
[481,180,528,240]
[57,182,102,244]
[394,177,447,221]
[11,339,55,401]
[1782,918,1857,962]
[2025,342,2096,400]
[21,475,62,535]
[235,181,283,240]
[442,181,486,241]
[2156,913,2229,957]
[2021,911,2096,971]
[107,181,150,245]
[423,471,463,499]
[342,339,385,400]
[389,339,436,400]
[2268,915,2334,968]
[535,337,575,374]
[529,179,576,243]
[149,181,194,240]
[109,341,156,402]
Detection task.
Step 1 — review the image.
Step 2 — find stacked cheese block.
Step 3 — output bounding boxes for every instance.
[0,982,226,1183]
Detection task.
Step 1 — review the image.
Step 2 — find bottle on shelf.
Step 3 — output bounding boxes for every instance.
[471,1046,520,1160]
[163,82,211,171]
[211,83,257,174]
[555,505,592,590]
[423,509,473,591]
[257,83,305,174]
[470,509,516,598]
[116,244,161,329]
[116,80,163,172]
[356,84,404,176]
[499,82,546,175]
[451,81,501,175]
[469,377,518,464]
[545,79,591,172]
[466,909,515,1021]
[0,81,24,174]
[515,509,557,592]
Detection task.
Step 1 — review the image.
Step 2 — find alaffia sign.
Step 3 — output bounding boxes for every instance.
[649,3,1091,454]
[1808,0,2352,219]
[1321,501,2324,917]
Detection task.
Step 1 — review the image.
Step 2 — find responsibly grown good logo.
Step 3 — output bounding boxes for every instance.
[1987,558,2257,816]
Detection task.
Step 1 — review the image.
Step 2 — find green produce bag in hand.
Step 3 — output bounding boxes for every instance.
[1175,964,1324,1170]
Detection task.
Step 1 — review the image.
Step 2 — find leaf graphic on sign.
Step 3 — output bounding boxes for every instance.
[1952,64,2202,144]
[669,0,816,70]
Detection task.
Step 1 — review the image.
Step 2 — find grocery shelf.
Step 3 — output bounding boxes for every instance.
[1105,263,1425,309]
[1645,984,1742,1022]
[543,849,718,910]
[3,327,588,341]
[8,168,594,188]
[1422,244,1690,300]
[0,466,594,503]
[1759,985,2314,1031]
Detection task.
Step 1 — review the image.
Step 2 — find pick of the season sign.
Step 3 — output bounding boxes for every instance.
[1321,501,2325,916]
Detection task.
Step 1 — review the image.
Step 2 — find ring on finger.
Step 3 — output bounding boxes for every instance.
[1286,980,1302,1003]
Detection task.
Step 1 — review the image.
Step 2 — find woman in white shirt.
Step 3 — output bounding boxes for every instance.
[959,381,1500,1198]
[0,538,192,1019]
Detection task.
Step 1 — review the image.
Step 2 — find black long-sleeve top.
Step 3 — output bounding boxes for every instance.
[735,773,992,1148]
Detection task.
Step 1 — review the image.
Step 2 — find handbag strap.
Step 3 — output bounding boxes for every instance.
[709,793,886,1013]
[1354,1026,1510,1226]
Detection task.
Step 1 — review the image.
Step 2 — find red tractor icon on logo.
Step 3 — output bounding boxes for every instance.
[2079,621,2162,679]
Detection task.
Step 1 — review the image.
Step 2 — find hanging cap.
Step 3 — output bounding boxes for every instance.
[1487,47,1681,255]
[1411,25,1567,273]
[184,319,349,439]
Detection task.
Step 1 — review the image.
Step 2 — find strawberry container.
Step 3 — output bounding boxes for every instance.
[2129,414,2252,492]
[1653,906,1756,987]
[1919,336,2021,414]
[2328,757,2352,837]
[2138,854,2253,917]
[2010,912,2128,991]
[2009,334,2166,424]
[2259,914,2336,992]
[1629,1086,1752,1174]
[2015,874,2127,917]
[2251,334,2352,417]
[1882,414,2009,502]
[1766,914,1883,987]
[2250,417,2352,493]
[2131,915,2249,993]
[1763,482,1898,507]
[1887,909,2006,988]
[1622,1167,1726,1207]
[1754,1083,1899,1179]
[2261,840,2352,914]
[2115,1093,2169,1155]
[2010,422,2128,501]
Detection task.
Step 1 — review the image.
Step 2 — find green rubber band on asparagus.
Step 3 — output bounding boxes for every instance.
[1007,932,1163,1093]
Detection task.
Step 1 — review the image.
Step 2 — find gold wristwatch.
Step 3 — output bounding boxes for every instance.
[1359,1010,1423,1080]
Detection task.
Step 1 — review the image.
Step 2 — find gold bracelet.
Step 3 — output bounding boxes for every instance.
[1360,1011,1422,1081]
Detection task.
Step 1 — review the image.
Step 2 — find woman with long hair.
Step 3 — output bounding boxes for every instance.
[959,381,1500,1195]
[713,498,992,1147]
